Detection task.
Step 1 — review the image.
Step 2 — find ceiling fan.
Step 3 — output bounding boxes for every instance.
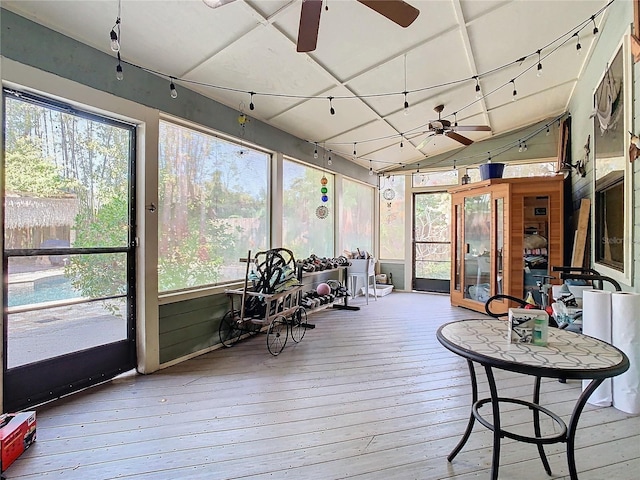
[417,104,491,148]
[297,0,420,52]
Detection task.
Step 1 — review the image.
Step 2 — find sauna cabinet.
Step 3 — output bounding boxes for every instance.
[448,175,564,315]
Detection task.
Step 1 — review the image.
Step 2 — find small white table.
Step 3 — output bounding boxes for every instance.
[437,318,629,480]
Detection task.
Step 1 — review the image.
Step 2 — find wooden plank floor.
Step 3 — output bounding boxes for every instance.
[5,292,640,479]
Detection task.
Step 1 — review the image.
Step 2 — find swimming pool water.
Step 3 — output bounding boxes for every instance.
[8,275,81,307]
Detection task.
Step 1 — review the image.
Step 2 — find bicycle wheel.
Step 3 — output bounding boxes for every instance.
[290,306,308,343]
[267,315,288,356]
[484,294,528,318]
[219,310,243,347]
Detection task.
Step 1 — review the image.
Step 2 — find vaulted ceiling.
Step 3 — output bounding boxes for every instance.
[2,0,611,172]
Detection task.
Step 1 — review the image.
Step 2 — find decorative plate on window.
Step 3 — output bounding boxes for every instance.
[382,188,396,201]
[315,205,329,219]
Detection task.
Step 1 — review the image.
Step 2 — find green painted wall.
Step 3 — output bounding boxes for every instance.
[378,261,405,290]
[567,0,637,292]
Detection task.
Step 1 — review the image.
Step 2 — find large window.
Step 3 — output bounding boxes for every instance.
[341,178,374,255]
[379,175,405,259]
[282,159,334,258]
[158,121,269,291]
[593,44,627,273]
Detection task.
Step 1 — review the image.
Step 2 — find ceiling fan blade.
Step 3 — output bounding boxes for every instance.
[416,133,436,150]
[453,125,492,132]
[297,0,323,52]
[357,0,420,28]
[446,131,474,146]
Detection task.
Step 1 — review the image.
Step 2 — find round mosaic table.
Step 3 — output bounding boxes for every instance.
[437,318,629,480]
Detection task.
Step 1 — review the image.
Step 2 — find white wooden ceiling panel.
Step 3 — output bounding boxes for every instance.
[268,85,380,142]
[184,24,335,120]
[346,27,475,118]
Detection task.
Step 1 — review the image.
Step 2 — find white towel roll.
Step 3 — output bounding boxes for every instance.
[611,292,640,414]
[582,289,612,406]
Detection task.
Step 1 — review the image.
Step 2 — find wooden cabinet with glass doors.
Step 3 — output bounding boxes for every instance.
[448,175,564,315]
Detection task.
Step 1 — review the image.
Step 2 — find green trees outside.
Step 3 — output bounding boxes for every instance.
[4,96,131,302]
[157,121,268,291]
[414,192,451,279]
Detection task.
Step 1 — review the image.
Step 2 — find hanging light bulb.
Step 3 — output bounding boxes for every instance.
[511,79,517,101]
[369,160,373,176]
[403,92,409,116]
[353,143,357,157]
[518,142,523,153]
[591,16,599,35]
[546,126,550,136]
[328,96,335,115]
[169,79,178,99]
[574,32,582,54]
[327,152,332,166]
[115,52,123,81]
[474,76,481,99]
[314,143,318,159]
[249,92,255,111]
[536,50,543,77]
[400,134,404,149]
[523,142,528,152]
[110,25,120,52]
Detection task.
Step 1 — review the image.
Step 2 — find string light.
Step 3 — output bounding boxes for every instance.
[546,126,550,136]
[249,92,255,110]
[100,1,608,161]
[328,96,335,115]
[369,160,373,176]
[115,52,123,81]
[511,79,517,101]
[518,141,524,153]
[314,143,318,159]
[536,50,543,77]
[327,151,332,166]
[169,79,178,99]
[523,142,528,152]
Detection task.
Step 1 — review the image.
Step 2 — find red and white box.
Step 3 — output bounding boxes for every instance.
[1,411,36,473]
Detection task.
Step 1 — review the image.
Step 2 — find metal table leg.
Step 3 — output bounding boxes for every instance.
[567,378,604,480]
[448,360,478,461]
[533,376,553,475]
[485,366,501,480]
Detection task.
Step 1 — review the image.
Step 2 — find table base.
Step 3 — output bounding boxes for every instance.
[448,360,604,480]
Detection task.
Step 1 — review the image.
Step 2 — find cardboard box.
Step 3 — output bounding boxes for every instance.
[508,308,548,344]
[1,411,36,473]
